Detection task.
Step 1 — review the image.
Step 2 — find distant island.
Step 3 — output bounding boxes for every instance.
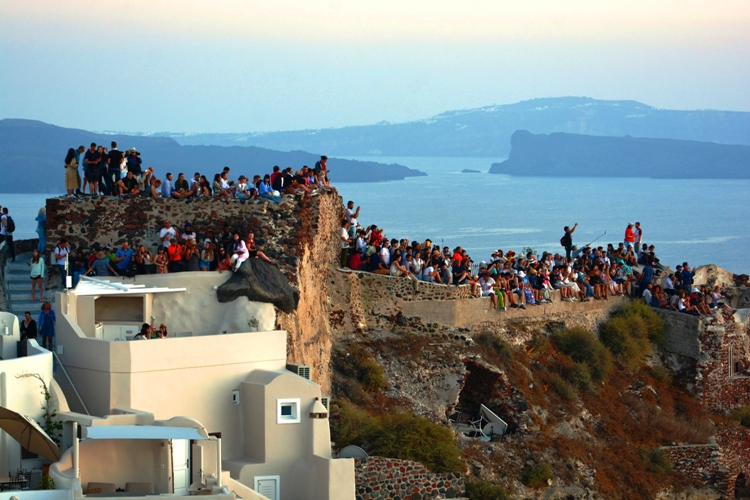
[489,130,750,179]
[461,169,481,174]
[170,97,750,157]
[0,119,426,194]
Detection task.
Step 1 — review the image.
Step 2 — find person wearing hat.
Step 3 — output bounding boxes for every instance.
[126,148,142,176]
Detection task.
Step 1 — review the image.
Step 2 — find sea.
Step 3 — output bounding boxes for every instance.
[335,156,750,275]
[2,156,749,274]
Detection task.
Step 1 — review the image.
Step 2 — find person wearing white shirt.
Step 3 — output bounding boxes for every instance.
[159,220,177,248]
[345,200,360,239]
[478,273,497,309]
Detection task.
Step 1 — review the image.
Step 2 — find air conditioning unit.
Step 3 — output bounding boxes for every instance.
[320,396,330,411]
[286,363,311,380]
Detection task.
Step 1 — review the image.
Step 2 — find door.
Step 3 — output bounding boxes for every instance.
[254,476,279,500]
[172,439,190,495]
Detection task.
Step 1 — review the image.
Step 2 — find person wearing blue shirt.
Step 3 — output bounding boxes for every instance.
[115,241,135,276]
[259,174,281,202]
[680,262,696,292]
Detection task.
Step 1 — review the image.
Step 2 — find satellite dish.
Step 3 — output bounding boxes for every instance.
[483,422,505,438]
[338,445,368,459]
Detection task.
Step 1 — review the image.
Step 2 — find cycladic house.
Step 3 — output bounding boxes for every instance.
[45,273,354,500]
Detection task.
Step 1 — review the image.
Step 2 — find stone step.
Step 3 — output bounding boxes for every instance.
[10,293,52,302]
[9,300,45,313]
[6,282,34,291]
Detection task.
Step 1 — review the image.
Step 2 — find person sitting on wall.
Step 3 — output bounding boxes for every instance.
[171,173,195,199]
[116,170,140,197]
[230,233,249,272]
[246,232,276,265]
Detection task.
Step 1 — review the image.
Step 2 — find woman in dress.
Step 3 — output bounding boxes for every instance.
[64,148,79,197]
[28,250,45,301]
[38,301,56,350]
[154,246,169,274]
[35,207,46,253]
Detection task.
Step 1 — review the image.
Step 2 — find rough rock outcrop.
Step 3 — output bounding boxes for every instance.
[217,259,299,313]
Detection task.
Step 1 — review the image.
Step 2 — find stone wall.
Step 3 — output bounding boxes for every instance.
[328,267,628,338]
[354,456,464,500]
[667,427,750,498]
[45,191,343,392]
[658,308,750,412]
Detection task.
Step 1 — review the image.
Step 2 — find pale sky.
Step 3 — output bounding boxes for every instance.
[1,0,749,133]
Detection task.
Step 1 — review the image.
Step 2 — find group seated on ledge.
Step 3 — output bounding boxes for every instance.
[340,211,730,315]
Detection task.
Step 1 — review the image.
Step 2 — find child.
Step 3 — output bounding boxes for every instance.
[155,246,169,274]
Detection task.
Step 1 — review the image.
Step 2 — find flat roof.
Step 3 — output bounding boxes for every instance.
[74,278,186,297]
[83,425,207,440]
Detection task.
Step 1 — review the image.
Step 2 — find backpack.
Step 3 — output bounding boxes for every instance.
[4,216,15,233]
[560,235,566,247]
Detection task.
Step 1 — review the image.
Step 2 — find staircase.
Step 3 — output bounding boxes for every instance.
[2,252,55,320]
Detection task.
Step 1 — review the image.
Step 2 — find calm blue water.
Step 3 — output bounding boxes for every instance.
[336,156,750,275]
[2,159,749,274]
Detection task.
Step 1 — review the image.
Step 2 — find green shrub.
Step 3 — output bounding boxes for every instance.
[599,315,652,368]
[475,332,514,362]
[620,300,665,344]
[648,366,672,384]
[331,401,464,473]
[552,327,613,383]
[374,412,464,473]
[465,479,510,500]
[731,407,750,428]
[333,346,386,396]
[550,375,576,400]
[521,462,552,488]
[528,334,550,356]
[641,448,673,474]
[569,363,594,394]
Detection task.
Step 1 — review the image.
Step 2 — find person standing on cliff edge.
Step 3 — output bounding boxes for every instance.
[561,222,578,259]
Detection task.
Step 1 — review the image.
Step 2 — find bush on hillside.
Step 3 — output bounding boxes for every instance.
[331,401,464,473]
[465,479,510,500]
[731,407,750,428]
[641,448,673,474]
[552,327,613,383]
[599,301,664,368]
[332,345,386,402]
[474,332,514,362]
[550,374,576,400]
[521,462,552,488]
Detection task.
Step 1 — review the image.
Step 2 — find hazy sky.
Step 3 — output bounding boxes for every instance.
[2,0,749,133]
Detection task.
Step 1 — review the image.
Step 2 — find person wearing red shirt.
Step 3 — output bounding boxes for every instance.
[624,222,635,248]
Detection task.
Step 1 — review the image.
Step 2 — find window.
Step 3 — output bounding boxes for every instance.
[277,398,300,424]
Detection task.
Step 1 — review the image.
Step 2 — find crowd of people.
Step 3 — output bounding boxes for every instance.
[340,210,733,316]
[49,220,277,287]
[63,141,330,201]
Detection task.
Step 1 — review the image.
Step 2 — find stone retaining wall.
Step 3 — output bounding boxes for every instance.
[354,456,464,500]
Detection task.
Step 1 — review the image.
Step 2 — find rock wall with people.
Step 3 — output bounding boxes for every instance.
[45,192,344,392]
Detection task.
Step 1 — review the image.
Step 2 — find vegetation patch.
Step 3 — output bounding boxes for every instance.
[731,406,750,428]
[552,327,613,386]
[465,478,510,500]
[474,332,514,363]
[332,344,386,402]
[599,301,664,368]
[521,462,552,488]
[641,448,674,474]
[331,400,464,473]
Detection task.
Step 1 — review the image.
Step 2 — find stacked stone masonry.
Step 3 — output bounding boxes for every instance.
[354,456,465,500]
[45,191,343,392]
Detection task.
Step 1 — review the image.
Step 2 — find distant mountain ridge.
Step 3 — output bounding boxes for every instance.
[0,119,425,194]
[172,97,750,157]
[489,130,750,179]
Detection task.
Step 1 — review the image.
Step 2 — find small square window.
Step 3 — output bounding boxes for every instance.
[277,398,300,424]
